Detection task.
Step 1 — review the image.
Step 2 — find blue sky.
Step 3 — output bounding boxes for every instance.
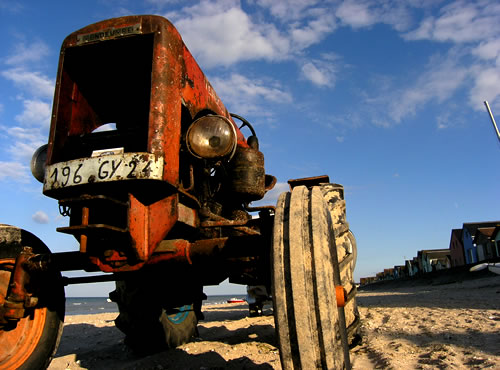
[1,0,499,296]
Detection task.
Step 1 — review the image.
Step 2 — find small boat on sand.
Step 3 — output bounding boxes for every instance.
[227,298,246,303]
[470,262,500,275]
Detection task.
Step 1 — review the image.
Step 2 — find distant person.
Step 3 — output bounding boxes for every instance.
[246,285,271,317]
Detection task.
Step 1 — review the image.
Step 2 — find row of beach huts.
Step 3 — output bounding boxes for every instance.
[359,221,500,286]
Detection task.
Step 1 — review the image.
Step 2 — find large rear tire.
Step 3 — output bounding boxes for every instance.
[272,186,350,370]
[0,225,65,370]
[110,272,198,355]
[320,183,361,347]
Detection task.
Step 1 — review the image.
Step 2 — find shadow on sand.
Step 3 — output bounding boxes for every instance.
[54,312,277,370]
[358,270,499,310]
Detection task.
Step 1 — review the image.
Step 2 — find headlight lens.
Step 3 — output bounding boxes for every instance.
[186,115,237,160]
[31,144,48,183]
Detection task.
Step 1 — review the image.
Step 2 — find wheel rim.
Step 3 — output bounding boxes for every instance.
[0,259,47,369]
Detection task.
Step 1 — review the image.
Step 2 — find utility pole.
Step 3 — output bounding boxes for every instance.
[484,101,500,143]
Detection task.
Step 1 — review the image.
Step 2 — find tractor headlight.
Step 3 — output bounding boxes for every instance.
[186,115,237,160]
[31,144,48,183]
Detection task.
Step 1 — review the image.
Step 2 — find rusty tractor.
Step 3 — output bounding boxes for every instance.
[0,15,360,369]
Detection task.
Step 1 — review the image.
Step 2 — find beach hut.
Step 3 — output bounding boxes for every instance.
[394,265,405,279]
[462,221,500,264]
[449,229,465,267]
[417,249,451,273]
[474,227,500,261]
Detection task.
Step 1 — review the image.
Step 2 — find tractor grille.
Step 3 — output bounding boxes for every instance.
[53,33,154,162]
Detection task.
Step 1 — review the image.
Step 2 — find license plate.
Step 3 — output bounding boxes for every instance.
[43,152,164,191]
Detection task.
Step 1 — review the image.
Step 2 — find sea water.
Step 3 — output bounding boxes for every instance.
[65,295,247,316]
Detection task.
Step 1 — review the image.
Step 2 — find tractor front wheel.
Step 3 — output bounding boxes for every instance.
[272,186,350,370]
[0,225,65,370]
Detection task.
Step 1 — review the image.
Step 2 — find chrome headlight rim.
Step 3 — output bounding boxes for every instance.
[186,115,237,161]
[31,144,48,183]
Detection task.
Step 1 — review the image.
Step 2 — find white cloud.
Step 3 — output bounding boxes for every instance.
[336,1,376,29]
[404,1,500,43]
[0,124,43,165]
[146,0,181,5]
[7,139,42,164]
[250,1,339,52]
[32,210,49,224]
[301,59,336,87]
[0,161,29,182]
[14,99,51,127]
[436,111,452,130]
[5,41,50,66]
[362,50,470,126]
[290,12,337,50]
[388,0,500,117]
[0,1,24,13]
[158,0,422,72]
[167,1,289,67]
[211,73,292,116]
[31,211,50,224]
[254,0,322,21]
[0,34,53,183]
[405,16,434,40]
[0,99,49,173]
[335,0,415,32]
[388,56,468,123]
[164,1,342,68]
[472,39,500,63]
[469,67,500,108]
[6,126,44,143]
[1,68,54,99]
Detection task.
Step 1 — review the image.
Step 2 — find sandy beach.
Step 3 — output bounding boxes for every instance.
[49,273,500,369]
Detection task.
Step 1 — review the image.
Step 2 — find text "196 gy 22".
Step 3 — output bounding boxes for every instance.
[49,159,152,187]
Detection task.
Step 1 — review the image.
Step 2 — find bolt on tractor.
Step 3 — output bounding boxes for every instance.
[0,15,360,369]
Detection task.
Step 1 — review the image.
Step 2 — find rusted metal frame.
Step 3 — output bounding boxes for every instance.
[201,219,250,227]
[199,206,262,235]
[176,185,201,208]
[80,206,89,253]
[61,274,118,286]
[199,206,248,227]
[146,234,264,266]
[147,238,226,265]
[200,219,261,236]
[179,164,195,192]
[191,236,265,260]
[25,251,119,285]
[244,204,276,213]
[57,195,130,237]
[147,239,192,265]
[1,247,36,322]
[177,203,199,228]
[0,249,119,323]
[23,251,98,273]
[58,194,129,208]
[230,226,261,235]
[287,175,331,190]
